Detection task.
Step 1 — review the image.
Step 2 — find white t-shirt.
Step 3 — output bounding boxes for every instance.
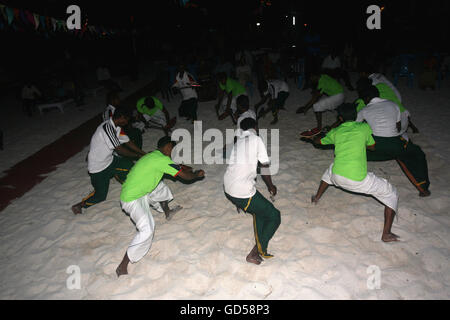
[356,98,402,138]
[224,129,270,199]
[172,71,198,101]
[369,73,402,103]
[264,80,289,99]
[22,85,41,100]
[88,119,129,174]
[322,55,341,70]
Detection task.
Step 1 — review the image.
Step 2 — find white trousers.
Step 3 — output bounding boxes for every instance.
[313,93,345,112]
[143,109,167,127]
[121,182,173,263]
[321,164,398,212]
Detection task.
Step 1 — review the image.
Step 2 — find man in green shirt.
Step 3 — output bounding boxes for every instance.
[116,136,205,277]
[136,96,176,135]
[215,72,248,123]
[297,72,346,137]
[305,103,400,243]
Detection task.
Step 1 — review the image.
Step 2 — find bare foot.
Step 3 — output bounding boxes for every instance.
[71,203,83,215]
[419,190,431,197]
[382,233,401,243]
[311,195,319,205]
[116,264,128,278]
[246,245,263,265]
[165,205,183,221]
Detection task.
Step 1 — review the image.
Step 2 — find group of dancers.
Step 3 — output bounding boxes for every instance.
[71,58,430,277]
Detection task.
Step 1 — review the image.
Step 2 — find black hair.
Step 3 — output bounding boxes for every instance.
[236,95,249,109]
[359,85,379,102]
[112,106,131,120]
[144,96,155,109]
[356,77,372,93]
[337,103,357,122]
[157,136,176,149]
[240,117,257,131]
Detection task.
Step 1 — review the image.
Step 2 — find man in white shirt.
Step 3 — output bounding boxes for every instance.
[254,79,290,125]
[357,86,431,197]
[356,97,402,138]
[21,83,42,117]
[71,107,147,215]
[224,118,280,265]
[172,64,199,122]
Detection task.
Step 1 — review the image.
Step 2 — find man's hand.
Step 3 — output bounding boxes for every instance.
[195,170,205,178]
[268,185,277,196]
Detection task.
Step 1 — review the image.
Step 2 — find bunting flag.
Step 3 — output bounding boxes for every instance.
[0,4,126,38]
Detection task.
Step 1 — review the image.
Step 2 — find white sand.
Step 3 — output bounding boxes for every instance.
[0,74,449,300]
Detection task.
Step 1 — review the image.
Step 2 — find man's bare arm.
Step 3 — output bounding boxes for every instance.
[124,141,146,156]
[115,145,143,159]
[177,168,205,181]
[260,164,277,196]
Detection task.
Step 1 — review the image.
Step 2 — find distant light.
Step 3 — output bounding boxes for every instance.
[292,45,296,48]
[381,6,385,11]
[304,24,308,27]
[256,22,261,26]
[285,15,288,18]
[292,16,296,26]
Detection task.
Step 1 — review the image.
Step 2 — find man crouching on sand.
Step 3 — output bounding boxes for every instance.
[224,118,281,265]
[116,136,205,277]
[305,103,400,243]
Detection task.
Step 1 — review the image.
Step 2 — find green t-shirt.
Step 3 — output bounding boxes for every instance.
[320,121,375,181]
[136,96,164,117]
[375,83,405,112]
[355,84,406,113]
[120,150,181,202]
[219,78,246,97]
[317,74,344,96]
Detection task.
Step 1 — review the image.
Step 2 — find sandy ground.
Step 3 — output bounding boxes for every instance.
[0,73,449,300]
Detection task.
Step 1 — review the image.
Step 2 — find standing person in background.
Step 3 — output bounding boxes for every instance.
[321,48,355,91]
[21,82,42,117]
[172,63,199,123]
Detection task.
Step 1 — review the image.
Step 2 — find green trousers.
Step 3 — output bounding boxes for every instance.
[271,91,290,118]
[368,136,430,192]
[225,191,281,258]
[83,156,134,208]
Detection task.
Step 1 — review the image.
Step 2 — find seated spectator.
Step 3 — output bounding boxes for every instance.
[21,82,42,117]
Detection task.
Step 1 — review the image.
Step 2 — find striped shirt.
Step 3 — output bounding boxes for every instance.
[88,119,129,174]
